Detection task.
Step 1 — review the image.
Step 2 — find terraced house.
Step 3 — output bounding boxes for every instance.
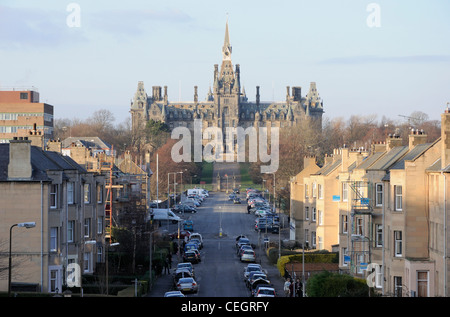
[0,136,106,294]
[290,106,450,297]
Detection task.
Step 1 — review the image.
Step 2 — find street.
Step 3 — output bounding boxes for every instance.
[147,188,288,297]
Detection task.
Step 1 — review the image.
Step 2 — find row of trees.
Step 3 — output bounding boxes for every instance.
[55,109,440,212]
[252,111,441,212]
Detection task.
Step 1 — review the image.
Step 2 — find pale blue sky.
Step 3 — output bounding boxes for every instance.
[1,0,449,125]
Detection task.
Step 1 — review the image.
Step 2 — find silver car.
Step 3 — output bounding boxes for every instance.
[240,249,256,262]
[176,277,199,294]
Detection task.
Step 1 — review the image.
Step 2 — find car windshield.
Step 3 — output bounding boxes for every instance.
[259,289,275,295]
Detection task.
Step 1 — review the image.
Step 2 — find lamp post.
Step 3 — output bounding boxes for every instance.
[106,242,119,296]
[168,172,177,208]
[8,222,36,296]
[266,172,279,258]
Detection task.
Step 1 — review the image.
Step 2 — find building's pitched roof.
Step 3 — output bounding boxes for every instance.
[62,137,112,150]
[390,143,432,170]
[367,146,409,171]
[0,144,87,182]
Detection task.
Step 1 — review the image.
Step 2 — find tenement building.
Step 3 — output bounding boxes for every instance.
[290,106,450,297]
[130,21,324,153]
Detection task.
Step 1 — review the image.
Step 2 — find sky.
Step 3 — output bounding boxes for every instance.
[1,0,449,126]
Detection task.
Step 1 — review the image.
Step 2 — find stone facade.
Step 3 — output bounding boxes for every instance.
[130,21,324,151]
[290,107,450,297]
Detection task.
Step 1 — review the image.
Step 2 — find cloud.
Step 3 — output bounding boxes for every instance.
[0,5,88,50]
[319,55,450,65]
[86,8,194,37]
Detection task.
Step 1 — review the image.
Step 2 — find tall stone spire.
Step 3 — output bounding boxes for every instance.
[222,17,232,61]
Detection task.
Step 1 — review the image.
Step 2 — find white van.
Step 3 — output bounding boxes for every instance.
[149,209,182,224]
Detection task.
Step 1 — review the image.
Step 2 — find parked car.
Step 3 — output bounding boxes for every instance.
[237,244,253,256]
[184,241,200,252]
[176,277,199,294]
[183,220,194,231]
[254,286,276,297]
[189,238,203,250]
[246,272,268,288]
[169,230,191,240]
[183,250,199,263]
[250,279,272,296]
[189,233,203,248]
[173,204,197,213]
[177,262,194,277]
[243,264,263,280]
[236,237,251,249]
[173,269,193,286]
[240,249,256,262]
[164,291,185,297]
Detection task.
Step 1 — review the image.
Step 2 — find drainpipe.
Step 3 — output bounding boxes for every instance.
[443,171,447,297]
[40,181,44,292]
[382,180,386,296]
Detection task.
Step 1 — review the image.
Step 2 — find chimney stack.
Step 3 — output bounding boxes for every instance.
[408,128,427,149]
[8,137,32,180]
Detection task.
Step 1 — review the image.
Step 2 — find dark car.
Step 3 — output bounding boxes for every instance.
[255,222,279,233]
[173,204,197,213]
[183,250,200,263]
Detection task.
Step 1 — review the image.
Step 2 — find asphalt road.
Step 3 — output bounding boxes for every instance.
[147,190,287,297]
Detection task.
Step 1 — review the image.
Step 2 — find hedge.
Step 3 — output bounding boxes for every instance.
[276,252,339,276]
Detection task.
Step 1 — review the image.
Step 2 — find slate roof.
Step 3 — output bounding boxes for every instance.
[390,143,432,170]
[0,144,86,182]
[367,146,409,171]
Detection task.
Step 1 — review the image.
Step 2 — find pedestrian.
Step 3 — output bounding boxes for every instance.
[295,278,303,297]
[167,253,172,269]
[289,280,294,297]
[163,257,170,275]
[283,277,291,297]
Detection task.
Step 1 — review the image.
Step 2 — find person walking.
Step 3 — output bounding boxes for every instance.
[283,277,291,297]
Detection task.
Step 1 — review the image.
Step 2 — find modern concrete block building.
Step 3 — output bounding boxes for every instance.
[0,89,54,145]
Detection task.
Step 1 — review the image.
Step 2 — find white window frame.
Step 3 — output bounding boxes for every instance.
[50,184,58,209]
[342,215,348,233]
[305,206,309,220]
[84,183,91,204]
[67,220,75,243]
[375,224,383,247]
[312,182,317,198]
[312,207,316,222]
[84,218,91,238]
[97,216,103,234]
[394,185,402,211]
[394,230,402,257]
[318,210,323,225]
[50,227,58,252]
[67,182,74,205]
[318,184,323,199]
[97,184,103,203]
[342,182,348,202]
[375,183,383,206]
[304,184,309,199]
[342,247,349,266]
[83,251,92,273]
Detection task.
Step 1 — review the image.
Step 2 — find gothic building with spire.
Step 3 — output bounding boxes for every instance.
[130,21,324,148]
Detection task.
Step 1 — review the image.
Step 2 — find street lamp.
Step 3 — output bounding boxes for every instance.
[106,242,119,296]
[8,222,36,296]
